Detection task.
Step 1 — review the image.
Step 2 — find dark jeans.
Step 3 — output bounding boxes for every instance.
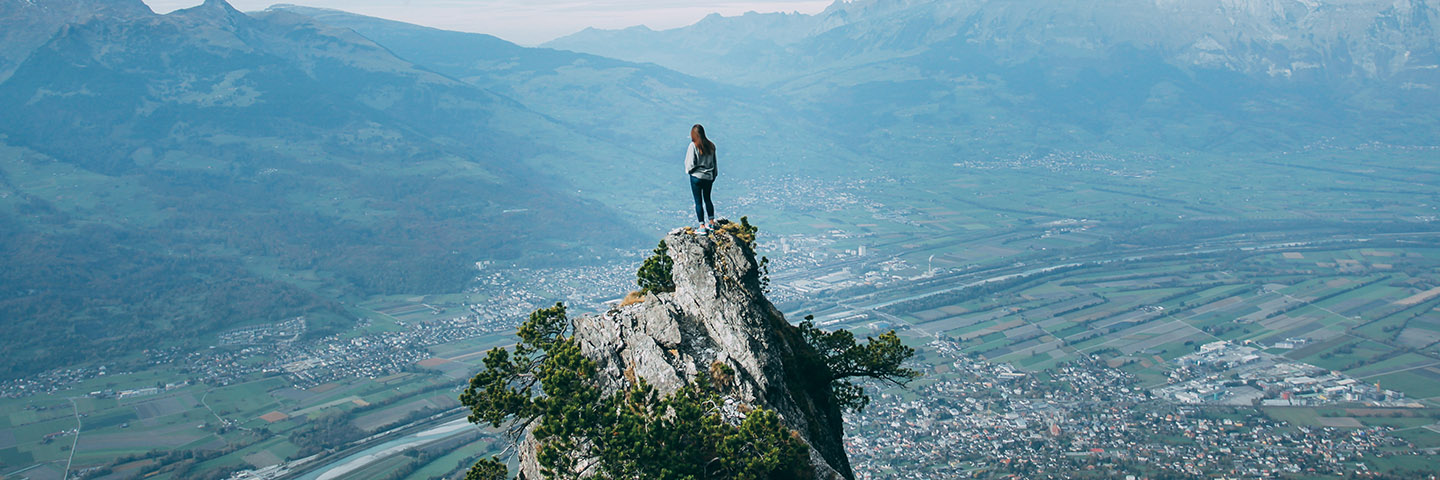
[689,175,714,223]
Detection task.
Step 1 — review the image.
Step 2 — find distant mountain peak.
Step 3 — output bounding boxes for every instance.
[172,0,249,25]
[190,0,240,13]
[263,3,342,15]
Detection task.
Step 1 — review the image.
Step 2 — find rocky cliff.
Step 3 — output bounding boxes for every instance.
[516,228,853,479]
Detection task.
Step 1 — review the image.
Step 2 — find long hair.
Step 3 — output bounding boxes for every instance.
[692,124,715,156]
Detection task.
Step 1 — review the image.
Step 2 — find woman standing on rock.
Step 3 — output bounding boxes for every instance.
[686,124,718,233]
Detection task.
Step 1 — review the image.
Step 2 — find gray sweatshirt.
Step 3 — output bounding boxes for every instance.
[685,141,717,180]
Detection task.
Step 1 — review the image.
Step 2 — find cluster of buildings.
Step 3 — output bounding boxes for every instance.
[726,175,867,219]
[269,331,430,386]
[161,345,268,386]
[954,150,1160,178]
[844,339,1411,479]
[174,262,651,388]
[149,307,525,388]
[1158,341,1416,408]
[0,365,114,398]
[269,309,528,387]
[216,316,307,346]
[471,261,637,314]
[87,381,189,400]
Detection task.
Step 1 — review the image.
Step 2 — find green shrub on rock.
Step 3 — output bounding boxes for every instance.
[636,240,675,294]
[460,303,812,479]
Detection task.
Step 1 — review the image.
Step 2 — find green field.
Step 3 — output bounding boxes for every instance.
[823,244,1440,410]
[0,330,506,479]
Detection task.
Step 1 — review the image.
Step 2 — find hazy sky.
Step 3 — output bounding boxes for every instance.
[141,0,834,45]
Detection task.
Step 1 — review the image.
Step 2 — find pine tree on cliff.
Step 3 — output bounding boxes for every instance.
[461,219,918,479]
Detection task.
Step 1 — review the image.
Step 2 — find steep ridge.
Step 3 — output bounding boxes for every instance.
[517,228,852,479]
[0,0,517,172]
[0,0,642,263]
[0,0,153,81]
[265,5,870,201]
[0,0,643,379]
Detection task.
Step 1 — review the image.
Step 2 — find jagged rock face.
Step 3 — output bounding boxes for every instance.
[518,230,852,480]
[0,0,153,81]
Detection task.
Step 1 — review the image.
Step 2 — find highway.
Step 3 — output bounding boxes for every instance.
[273,408,478,480]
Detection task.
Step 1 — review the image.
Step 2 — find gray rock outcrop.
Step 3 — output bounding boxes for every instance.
[517,228,852,479]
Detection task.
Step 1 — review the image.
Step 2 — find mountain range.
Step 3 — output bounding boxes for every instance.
[553,0,1440,87]
[0,0,659,378]
[549,0,1440,151]
[1,0,1436,379]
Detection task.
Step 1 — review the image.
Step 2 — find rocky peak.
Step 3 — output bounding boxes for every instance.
[518,228,853,479]
[0,0,153,80]
[170,0,252,30]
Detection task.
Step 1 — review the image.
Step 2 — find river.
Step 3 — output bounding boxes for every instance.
[293,416,479,480]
